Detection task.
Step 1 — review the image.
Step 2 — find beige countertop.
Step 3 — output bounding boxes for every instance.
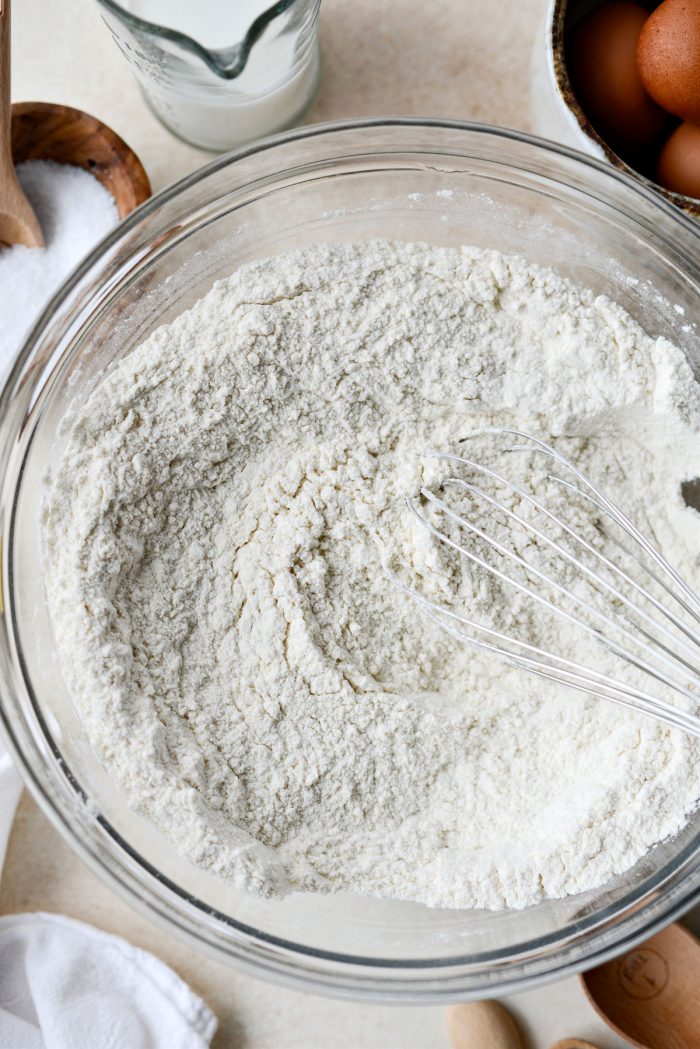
[12,0,540,192]
[4,2,696,1047]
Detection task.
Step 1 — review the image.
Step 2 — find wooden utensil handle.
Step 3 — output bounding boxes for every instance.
[549,1039,601,1049]
[0,0,11,162]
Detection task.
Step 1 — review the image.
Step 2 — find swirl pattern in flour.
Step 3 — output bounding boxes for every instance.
[43,240,700,909]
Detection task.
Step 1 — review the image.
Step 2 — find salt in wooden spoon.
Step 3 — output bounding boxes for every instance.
[0,0,43,246]
[11,101,150,220]
[581,922,700,1049]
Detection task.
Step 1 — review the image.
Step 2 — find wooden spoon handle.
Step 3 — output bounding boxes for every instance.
[0,0,10,161]
[448,1002,524,1049]
[549,1040,601,1049]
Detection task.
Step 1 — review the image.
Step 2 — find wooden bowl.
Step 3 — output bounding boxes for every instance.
[580,922,700,1049]
[11,102,151,219]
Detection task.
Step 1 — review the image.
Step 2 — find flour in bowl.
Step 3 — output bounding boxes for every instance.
[42,240,700,910]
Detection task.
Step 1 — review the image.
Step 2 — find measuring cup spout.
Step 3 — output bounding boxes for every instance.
[94,0,322,150]
[97,0,300,79]
[209,0,301,79]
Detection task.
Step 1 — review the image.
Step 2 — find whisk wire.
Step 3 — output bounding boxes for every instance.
[443,473,700,670]
[392,428,700,738]
[412,491,700,700]
[497,429,700,617]
[426,448,700,655]
[387,564,700,738]
[548,472,700,632]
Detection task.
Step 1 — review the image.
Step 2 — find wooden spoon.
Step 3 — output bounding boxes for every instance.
[448,1001,524,1049]
[549,1041,601,1049]
[0,0,43,246]
[581,922,700,1049]
[11,102,151,220]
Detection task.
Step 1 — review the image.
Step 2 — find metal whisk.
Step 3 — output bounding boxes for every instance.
[389,429,700,738]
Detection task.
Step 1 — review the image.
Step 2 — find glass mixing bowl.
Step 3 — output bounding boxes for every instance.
[0,120,699,1001]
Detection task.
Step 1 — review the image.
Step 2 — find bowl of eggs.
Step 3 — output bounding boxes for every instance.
[531,0,700,215]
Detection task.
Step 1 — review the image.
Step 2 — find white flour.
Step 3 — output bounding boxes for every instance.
[43,240,700,910]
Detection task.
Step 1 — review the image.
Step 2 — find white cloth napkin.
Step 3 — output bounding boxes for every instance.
[0,912,217,1049]
[0,741,217,1049]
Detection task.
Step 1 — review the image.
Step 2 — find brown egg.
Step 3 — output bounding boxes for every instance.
[638,0,700,124]
[568,2,670,156]
[656,121,700,196]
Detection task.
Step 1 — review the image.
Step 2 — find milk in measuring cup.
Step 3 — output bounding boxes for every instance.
[112,0,321,150]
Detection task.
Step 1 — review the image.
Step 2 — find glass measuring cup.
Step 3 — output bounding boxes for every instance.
[95,0,322,151]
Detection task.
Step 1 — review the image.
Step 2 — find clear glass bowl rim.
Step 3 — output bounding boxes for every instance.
[1,117,699,1001]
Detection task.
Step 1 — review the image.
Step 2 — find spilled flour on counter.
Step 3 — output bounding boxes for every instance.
[43,241,700,910]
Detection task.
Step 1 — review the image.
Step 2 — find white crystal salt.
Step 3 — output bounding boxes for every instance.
[0,160,119,373]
